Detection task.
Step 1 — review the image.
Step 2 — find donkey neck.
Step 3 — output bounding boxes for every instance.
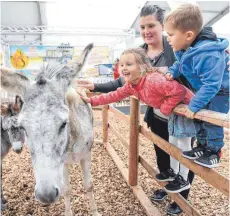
[64,88,94,162]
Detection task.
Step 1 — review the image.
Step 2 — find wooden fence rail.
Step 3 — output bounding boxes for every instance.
[94,96,229,216]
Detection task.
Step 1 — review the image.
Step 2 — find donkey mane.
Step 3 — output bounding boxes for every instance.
[65,88,93,145]
[37,62,66,80]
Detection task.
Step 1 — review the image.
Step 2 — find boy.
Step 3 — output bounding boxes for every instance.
[164,3,229,168]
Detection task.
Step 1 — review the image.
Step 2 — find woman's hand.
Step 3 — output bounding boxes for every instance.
[77,79,95,91]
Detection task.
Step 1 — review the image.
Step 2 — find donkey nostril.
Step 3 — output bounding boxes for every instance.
[15,148,23,154]
[55,188,59,198]
[34,190,38,200]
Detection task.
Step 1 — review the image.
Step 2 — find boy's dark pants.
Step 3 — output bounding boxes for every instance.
[194,95,229,152]
[150,114,194,199]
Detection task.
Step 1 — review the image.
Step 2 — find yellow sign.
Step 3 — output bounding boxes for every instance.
[10,49,29,69]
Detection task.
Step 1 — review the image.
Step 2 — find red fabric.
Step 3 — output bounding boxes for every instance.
[90,72,194,116]
[113,64,120,80]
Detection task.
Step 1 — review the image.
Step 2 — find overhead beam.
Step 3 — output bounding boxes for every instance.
[0,38,42,46]
[167,0,197,10]
[167,1,229,27]
[1,38,9,46]
[205,6,229,26]
[36,1,43,44]
[130,1,148,30]
[1,26,134,37]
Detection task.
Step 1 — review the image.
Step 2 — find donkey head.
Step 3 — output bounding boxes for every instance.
[0,43,93,204]
[1,95,25,153]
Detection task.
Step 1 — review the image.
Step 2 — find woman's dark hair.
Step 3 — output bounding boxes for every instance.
[140,5,165,24]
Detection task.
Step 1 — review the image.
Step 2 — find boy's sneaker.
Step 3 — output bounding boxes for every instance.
[150,189,167,201]
[155,168,176,182]
[182,146,204,160]
[167,202,183,215]
[194,149,221,168]
[164,175,190,193]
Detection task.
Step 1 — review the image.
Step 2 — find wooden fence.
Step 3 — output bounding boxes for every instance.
[93,96,229,216]
[1,91,229,215]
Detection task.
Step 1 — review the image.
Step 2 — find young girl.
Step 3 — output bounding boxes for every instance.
[79,48,196,193]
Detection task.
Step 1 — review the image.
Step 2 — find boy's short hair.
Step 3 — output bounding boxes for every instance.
[164,3,203,33]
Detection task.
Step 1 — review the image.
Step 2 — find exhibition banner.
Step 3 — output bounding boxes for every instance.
[9,45,110,80]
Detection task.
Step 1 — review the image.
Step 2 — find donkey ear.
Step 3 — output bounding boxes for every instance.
[1,104,9,116]
[13,95,24,112]
[66,43,93,79]
[53,43,93,89]
[0,67,30,97]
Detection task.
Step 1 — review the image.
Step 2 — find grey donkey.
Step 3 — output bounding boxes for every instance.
[0,43,101,216]
[1,95,25,211]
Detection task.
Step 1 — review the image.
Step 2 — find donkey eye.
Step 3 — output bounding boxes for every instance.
[59,122,67,133]
[20,126,25,130]
[20,126,28,136]
[20,126,26,132]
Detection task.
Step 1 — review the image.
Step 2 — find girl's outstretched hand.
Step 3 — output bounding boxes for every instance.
[80,95,90,103]
[76,89,91,103]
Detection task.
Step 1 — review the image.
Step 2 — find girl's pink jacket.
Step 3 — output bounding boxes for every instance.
[90,72,194,116]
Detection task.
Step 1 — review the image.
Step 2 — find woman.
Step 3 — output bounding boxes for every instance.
[78,5,194,215]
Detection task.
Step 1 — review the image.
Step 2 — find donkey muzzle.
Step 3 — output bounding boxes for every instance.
[35,181,60,204]
[12,141,23,154]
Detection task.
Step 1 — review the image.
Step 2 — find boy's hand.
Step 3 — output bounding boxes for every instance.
[152,66,168,74]
[165,73,174,80]
[184,108,195,119]
[77,79,95,91]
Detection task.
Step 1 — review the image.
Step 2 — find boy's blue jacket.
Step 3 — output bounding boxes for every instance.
[168,27,229,113]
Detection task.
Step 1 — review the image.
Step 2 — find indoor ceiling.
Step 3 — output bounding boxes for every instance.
[1,1,229,46]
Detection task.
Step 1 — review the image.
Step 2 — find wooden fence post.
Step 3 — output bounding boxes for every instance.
[129,97,140,186]
[102,105,109,147]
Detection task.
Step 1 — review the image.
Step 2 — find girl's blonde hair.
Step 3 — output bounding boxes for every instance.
[121,48,152,76]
